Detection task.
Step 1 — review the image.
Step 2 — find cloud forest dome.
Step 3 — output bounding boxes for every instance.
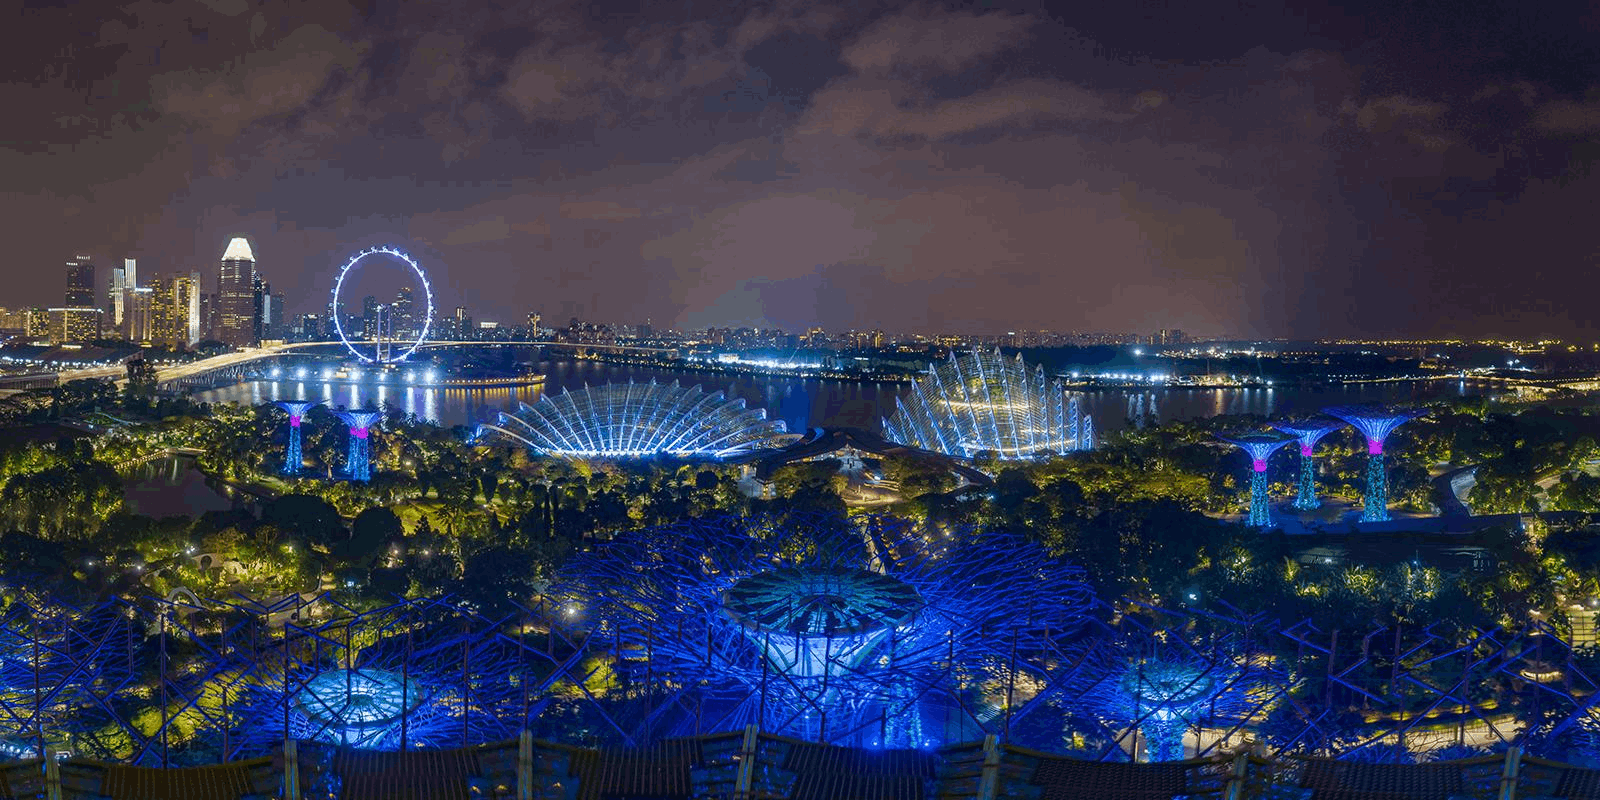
[474,380,789,459]
[552,513,1094,748]
[884,349,1090,459]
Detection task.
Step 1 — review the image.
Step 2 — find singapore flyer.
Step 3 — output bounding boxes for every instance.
[330,245,435,364]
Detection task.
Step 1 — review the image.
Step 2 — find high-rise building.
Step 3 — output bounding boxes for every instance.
[295,314,322,341]
[200,292,215,341]
[151,273,202,348]
[269,291,285,340]
[108,258,136,328]
[124,286,154,344]
[150,279,178,347]
[217,237,258,346]
[24,308,49,339]
[65,255,95,308]
[50,307,102,344]
[394,286,415,337]
[178,272,202,347]
[253,277,277,342]
[0,308,24,332]
[361,295,379,339]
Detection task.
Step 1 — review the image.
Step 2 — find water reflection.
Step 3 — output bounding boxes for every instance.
[196,362,1491,434]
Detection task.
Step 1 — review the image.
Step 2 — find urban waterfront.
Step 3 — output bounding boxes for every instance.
[197,358,1498,433]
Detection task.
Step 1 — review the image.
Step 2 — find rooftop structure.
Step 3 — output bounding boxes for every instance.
[1215,431,1295,527]
[883,349,1091,460]
[1323,405,1429,522]
[334,409,384,481]
[554,513,1093,748]
[475,380,788,459]
[273,400,321,475]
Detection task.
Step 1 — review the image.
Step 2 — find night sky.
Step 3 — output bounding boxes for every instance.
[5,0,1599,338]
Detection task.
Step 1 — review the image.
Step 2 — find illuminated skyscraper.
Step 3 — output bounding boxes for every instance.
[64,255,95,308]
[217,237,257,346]
[394,286,414,337]
[124,286,154,345]
[177,272,201,347]
[108,258,136,328]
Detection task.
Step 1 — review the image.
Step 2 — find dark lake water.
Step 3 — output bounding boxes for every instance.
[195,361,1494,434]
[122,454,235,518]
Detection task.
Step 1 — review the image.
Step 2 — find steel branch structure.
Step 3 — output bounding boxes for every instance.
[272,400,321,475]
[1322,406,1428,522]
[550,513,1095,748]
[1271,420,1345,511]
[1215,432,1296,527]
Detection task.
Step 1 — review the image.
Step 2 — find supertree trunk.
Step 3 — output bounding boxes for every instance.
[1249,465,1272,527]
[1293,450,1320,511]
[1363,452,1388,522]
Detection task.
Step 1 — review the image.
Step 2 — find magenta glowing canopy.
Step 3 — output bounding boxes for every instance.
[1270,419,1345,457]
[1214,431,1295,472]
[1321,406,1428,454]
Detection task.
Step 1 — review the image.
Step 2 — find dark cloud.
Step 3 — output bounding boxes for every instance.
[4,0,1600,338]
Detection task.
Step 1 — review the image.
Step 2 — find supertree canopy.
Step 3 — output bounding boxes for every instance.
[1270,419,1345,511]
[883,349,1091,460]
[333,408,383,481]
[1323,406,1428,522]
[273,400,321,475]
[551,513,1095,748]
[1215,432,1295,527]
[475,380,788,459]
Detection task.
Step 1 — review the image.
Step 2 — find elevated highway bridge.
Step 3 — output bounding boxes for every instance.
[51,340,679,388]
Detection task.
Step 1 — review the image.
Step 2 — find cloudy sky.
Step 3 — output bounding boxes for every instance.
[5,0,1599,338]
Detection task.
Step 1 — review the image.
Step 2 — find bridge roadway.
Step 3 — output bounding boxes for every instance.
[54,340,677,386]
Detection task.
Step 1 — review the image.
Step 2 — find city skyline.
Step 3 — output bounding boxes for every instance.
[3,1,1598,338]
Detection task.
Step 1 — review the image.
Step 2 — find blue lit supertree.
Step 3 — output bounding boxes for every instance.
[1322,406,1428,522]
[1270,419,1345,511]
[333,408,383,481]
[1215,432,1295,527]
[550,513,1095,748]
[273,400,321,475]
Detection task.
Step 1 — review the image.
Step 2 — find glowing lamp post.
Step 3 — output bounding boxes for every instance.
[334,409,384,482]
[273,400,321,475]
[1270,419,1345,511]
[1215,432,1295,528]
[1323,406,1428,522]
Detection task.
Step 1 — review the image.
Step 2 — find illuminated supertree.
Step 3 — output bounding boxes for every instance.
[551,513,1094,748]
[334,409,383,481]
[1322,406,1428,522]
[1215,432,1295,527]
[273,400,321,475]
[476,380,788,459]
[1271,419,1345,511]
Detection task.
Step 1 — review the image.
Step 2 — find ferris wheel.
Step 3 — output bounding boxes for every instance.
[329,246,435,364]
